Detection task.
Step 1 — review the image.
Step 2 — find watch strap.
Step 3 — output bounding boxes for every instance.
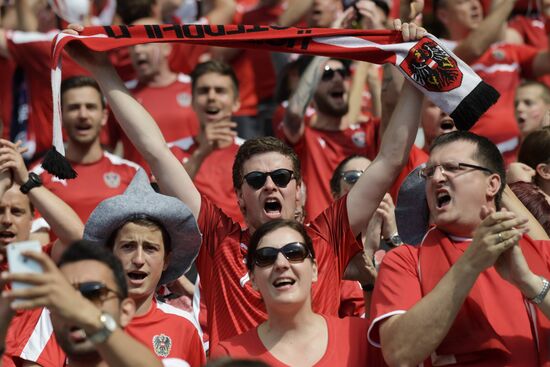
[88,312,117,344]
[529,277,550,305]
[20,172,42,194]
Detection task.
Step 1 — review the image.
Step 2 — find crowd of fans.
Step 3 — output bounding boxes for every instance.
[0,0,550,366]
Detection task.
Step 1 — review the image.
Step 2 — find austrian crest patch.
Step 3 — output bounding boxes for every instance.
[152,334,172,357]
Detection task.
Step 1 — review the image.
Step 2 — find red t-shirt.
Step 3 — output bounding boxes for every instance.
[290,120,380,221]
[339,280,366,318]
[468,43,539,165]
[110,74,200,171]
[169,137,245,225]
[5,300,205,367]
[210,315,371,366]
[508,15,550,88]
[30,152,140,222]
[5,30,88,157]
[0,57,16,140]
[196,194,362,346]
[368,236,550,366]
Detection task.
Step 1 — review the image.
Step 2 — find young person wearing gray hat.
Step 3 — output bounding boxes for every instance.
[63,20,426,348]
[7,170,206,367]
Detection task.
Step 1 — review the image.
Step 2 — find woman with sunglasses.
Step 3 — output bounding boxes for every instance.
[210,219,377,366]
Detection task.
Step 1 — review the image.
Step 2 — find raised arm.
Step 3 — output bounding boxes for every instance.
[283,55,328,143]
[0,140,83,260]
[531,11,550,78]
[64,27,202,218]
[451,0,516,64]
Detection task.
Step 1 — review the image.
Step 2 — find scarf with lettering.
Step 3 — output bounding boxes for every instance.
[419,228,550,366]
[46,24,499,178]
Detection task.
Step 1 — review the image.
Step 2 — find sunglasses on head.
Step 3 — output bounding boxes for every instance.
[73,281,122,306]
[253,242,311,268]
[322,66,348,81]
[243,169,295,190]
[341,170,363,185]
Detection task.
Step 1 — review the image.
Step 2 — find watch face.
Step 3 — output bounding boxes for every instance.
[391,235,403,246]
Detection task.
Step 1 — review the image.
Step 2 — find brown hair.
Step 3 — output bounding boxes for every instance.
[232,137,301,190]
[509,181,550,236]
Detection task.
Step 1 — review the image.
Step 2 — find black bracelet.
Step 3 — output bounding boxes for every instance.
[361,283,375,292]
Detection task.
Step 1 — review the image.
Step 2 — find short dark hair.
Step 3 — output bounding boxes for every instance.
[61,76,105,109]
[190,60,239,96]
[518,126,550,181]
[58,240,128,298]
[232,137,301,190]
[329,154,366,199]
[106,215,172,255]
[246,219,315,271]
[430,131,506,209]
[116,0,156,24]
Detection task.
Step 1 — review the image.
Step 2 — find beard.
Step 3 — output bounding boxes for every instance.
[314,94,349,118]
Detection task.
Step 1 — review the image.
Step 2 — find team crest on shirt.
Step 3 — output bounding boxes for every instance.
[492,49,505,61]
[399,38,463,92]
[351,131,366,148]
[103,172,121,188]
[152,334,172,357]
[176,92,191,107]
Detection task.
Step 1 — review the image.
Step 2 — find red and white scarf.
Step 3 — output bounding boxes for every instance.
[47,25,499,178]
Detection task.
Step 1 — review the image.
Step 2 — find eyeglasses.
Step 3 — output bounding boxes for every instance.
[253,242,311,268]
[322,66,348,81]
[341,170,363,185]
[73,281,122,306]
[243,169,295,190]
[419,161,493,179]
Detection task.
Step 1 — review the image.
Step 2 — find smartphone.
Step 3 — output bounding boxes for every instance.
[7,240,43,290]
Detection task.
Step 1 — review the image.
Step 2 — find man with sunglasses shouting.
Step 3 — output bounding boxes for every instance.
[61,19,426,348]
[0,241,177,367]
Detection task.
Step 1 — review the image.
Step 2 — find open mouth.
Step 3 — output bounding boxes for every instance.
[0,231,16,242]
[440,120,455,131]
[205,106,221,116]
[264,199,282,215]
[127,271,147,281]
[517,116,526,125]
[436,192,451,209]
[272,278,296,288]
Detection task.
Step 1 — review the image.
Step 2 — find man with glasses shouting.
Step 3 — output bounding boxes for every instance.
[62,20,426,348]
[0,240,180,367]
[369,131,550,367]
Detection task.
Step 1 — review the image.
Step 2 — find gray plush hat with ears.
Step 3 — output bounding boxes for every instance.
[83,169,201,284]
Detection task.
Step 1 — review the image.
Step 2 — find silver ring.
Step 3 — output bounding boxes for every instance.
[498,233,503,242]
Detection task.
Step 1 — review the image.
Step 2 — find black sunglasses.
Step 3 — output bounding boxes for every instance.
[243,169,295,190]
[253,242,311,268]
[74,281,122,305]
[341,170,363,185]
[322,66,349,81]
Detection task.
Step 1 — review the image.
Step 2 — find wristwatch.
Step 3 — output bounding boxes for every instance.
[88,312,117,344]
[19,172,42,194]
[385,233,404,247]
[529,277,550,305]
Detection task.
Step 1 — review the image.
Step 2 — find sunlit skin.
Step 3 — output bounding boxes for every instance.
[51,260,129,362]
[336,156,371,198]
[307,0,342,27]
[0,186,32,249]
[237,152,301,234]
[515,84,550,139]
[313,59,350,119]
[436,0,484,40]
[112,222,168,315]
[62,86,107,146]
[425,141,501,237]
[250,226,318,315]
[191,72,241,126]
[421,99,457,150]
